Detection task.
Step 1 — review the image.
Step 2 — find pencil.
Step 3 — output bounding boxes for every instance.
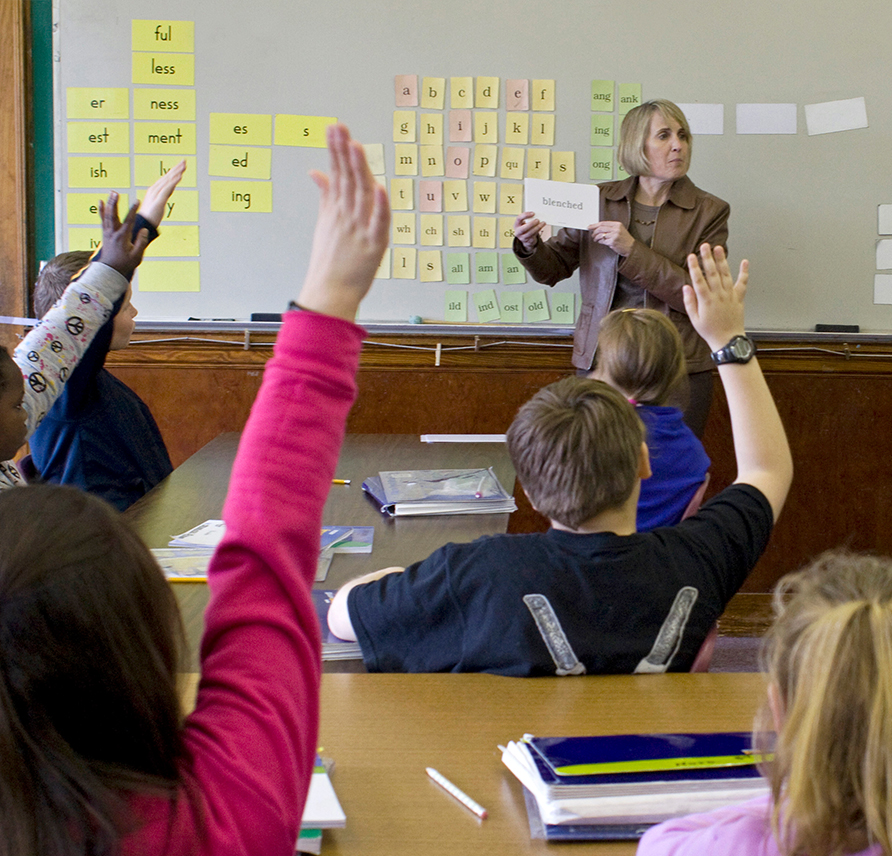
[425,767,488,819]
[331,479,351,485]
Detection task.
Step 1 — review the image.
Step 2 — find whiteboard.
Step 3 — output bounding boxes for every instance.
[54,0,892,330]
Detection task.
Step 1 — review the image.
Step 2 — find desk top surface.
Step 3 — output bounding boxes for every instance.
[317,671,766,855]
[128,434,517,669]
[127,432,517,588]
[178,671,766,855]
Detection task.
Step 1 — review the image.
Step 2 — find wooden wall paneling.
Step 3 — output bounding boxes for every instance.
[106,334,892,592]
[0,0,29,351]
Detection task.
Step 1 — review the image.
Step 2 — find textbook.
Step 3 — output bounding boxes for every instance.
[362,468,516,516]
[167,523,353,552]
[312,590,362,661]
[301,756,347,830]
[501,733,770,830]
[160,527,357,583]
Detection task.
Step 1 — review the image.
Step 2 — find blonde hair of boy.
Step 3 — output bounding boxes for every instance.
[595,309,687,406]
[758,550,892,856]
[617,99,692,178]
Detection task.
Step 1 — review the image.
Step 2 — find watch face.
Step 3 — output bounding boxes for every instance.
[728,336,755,360]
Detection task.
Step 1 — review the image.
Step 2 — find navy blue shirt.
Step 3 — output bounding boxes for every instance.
[348,485,772,676]
[29,217,172,510]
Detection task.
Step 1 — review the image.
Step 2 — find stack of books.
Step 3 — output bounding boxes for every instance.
[157,524,373,584]
[362,468,516,516]
[299,756,347,854]
[501,732,770,841]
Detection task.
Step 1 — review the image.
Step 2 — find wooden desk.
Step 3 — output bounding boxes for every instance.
[127,433,516,667]
[315,672,766,855]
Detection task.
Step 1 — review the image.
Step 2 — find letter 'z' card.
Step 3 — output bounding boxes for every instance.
[524,178,600,230]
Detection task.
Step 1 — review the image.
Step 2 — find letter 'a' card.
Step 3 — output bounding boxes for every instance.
[524,178,600,230]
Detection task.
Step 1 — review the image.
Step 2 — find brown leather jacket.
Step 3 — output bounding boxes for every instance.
[514,175,730,372]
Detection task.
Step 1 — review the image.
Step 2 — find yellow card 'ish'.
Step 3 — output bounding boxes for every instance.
[68,156,130,188]
[137,260,201,293]
[67,88,128,120]
[274,115,337,147]
[209,114,272,146]
[132,20,195,53]
[210,181,272,213]
[132,52,195,86]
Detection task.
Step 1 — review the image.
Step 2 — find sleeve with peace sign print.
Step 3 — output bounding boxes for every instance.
[13,262,129,435]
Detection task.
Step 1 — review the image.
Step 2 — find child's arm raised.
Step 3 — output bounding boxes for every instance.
[13,193,148,434]
[685,245,793,521]
[149,126,389,854]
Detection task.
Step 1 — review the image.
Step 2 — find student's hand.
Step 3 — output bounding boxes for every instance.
[684,244,748,352]
[513,211,544,252]
[296,124,390,321]
[138,160,187,228]
[589,221,634,257]
[98,192,149,280]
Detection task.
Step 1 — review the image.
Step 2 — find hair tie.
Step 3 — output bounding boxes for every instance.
[628,397,638,406]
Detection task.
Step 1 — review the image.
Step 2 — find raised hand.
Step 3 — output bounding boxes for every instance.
[138,160,187,227]
[97,192,149,280]
[297,124,390,321]
[684,244,748,351]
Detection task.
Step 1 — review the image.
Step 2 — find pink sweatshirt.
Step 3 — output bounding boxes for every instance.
[123,309,363,855]
[637,795,883,856]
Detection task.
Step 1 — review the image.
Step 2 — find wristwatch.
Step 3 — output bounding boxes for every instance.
[710,335,756,366]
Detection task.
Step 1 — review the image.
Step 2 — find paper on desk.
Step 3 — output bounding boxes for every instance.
[524,178,599,230]
[153,548,213,581]
[169,519,226,548]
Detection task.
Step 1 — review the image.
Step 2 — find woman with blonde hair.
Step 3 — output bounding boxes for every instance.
[593,307,709,530]
[514,99,730,437]
[638,549,892,856]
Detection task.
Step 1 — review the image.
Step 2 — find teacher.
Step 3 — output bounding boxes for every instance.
[513,99,729,437]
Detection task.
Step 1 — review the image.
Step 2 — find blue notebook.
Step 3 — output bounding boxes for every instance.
[528,732,768,786]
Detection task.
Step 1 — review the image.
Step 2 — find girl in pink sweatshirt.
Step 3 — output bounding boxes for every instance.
[0,124,388,856]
